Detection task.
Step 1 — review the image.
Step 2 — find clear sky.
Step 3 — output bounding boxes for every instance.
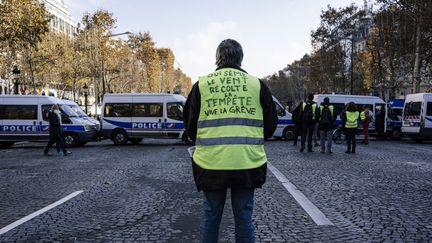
[64,0,364,81]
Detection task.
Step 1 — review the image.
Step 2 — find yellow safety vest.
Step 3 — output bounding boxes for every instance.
[193,68,266,170]
[320,105,334,116]
[302,102,317,120]
[346,111,360,128]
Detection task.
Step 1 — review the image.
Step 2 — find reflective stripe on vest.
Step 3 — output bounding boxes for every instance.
[360,111,366,120]
[193,68,266,170]
[302,102,317,120]
[346,111,359,128]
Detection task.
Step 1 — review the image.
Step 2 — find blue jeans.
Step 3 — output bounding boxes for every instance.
[200,188,255,243]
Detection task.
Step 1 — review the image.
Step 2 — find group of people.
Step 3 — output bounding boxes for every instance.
[292,94,374,154]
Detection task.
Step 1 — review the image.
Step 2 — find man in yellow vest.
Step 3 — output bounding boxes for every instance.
[184,39,277,243]
[342,102,360,154]
[299,93,318,152]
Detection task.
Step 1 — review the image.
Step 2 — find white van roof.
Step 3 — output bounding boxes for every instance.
[103,93,186,103]
[62,99,79,105]
[1,95,64,104]
[313,94,385,104]
[405,93,432,102]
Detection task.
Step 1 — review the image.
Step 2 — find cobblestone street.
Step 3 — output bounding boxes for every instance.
[1,139,431,242]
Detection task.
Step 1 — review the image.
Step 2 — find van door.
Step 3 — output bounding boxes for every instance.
[0,97,39,141]
[165,101,185,138]
[424,97,432,130]
[374,103,387,135]
[131,100,164,138]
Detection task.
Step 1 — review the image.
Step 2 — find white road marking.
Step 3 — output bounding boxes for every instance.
[267,163,333,226]
[0,190,83,235]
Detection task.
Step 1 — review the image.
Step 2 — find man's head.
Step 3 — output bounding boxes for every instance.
[307,93,314,101]
[323,97,329,104]
[215,39,243,68]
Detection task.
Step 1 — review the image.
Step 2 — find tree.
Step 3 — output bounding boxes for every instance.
[0,0,50,93]
[158,48,175,93]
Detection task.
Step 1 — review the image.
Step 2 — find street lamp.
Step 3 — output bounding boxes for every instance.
[12,65,21,95]
[83,83,89,114]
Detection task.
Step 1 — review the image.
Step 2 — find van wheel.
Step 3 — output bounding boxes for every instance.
[182,133,195,145]
[113,129,128,145]
[283,127,294,140]
[64,133,79,147]
[130,138,143,145]
[390,129,402,140]
[0,142,15,149]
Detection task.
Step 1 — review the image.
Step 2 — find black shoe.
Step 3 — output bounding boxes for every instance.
[44,152,52,156]
[300,147,305,152]
[327,151,332,154]
[345,151,351,154]
[63,151,72,156]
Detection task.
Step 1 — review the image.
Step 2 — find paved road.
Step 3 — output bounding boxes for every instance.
[0,139,431,242]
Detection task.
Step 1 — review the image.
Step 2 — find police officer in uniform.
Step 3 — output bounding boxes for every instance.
[184,39,277,243]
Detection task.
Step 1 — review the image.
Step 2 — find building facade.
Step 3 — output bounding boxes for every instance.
[40,0,77,37]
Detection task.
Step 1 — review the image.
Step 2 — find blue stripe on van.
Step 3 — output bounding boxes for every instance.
[426,117,432,122]
[278,119,293,125]
[103,119,133,128]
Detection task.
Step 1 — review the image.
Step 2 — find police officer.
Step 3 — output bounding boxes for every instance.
[184,39,277,243]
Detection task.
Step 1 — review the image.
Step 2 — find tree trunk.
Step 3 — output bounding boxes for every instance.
[412,20,422,93]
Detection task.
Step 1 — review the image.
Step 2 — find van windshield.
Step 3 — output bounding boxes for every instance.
[60,105,79,117]
[69,105,88,117]
[404,102,421,116]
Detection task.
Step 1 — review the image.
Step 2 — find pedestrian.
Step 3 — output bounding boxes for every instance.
[184,39,277,243]
[375,107,386,139]
[318,97,336,154]
[341,102,360,154]
[292,103,302,146]
[360,106,372,144]
[43,104,71,156]
[299,93,318,152]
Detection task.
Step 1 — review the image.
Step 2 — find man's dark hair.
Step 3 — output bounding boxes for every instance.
[323,97,329,104]
[216,39,243,68]
[307,93,314,101]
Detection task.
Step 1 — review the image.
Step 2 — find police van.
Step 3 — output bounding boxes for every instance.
[62,99,100,132]
[0,95,99,148]
[313,94,390,135]
[402,93,432,142]
[271,97,294,140]
[101,93,191,145]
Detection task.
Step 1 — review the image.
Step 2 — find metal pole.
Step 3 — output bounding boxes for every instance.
[350,38,354,95]
[85,93,88,114]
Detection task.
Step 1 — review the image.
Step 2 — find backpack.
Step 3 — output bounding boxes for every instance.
[302,102,314,123]
[320,106,332,126]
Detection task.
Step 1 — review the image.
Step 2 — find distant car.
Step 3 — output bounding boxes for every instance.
[271,96,294,140]
[62,99,100,132]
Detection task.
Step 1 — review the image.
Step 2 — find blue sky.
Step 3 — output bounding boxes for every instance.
[64,0,364,81]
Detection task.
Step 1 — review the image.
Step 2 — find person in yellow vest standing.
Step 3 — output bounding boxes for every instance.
[318,97,336,154]
[299,94,319,152]
[360,106,372,144]
[341,102,360,154]
[184,39,277,243]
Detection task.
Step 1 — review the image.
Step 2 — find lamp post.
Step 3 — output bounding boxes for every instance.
[12,65,21,95]
[83,83,89,114]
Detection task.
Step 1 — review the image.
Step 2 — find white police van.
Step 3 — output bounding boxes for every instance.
[62,99,100,132]
[0,95,99,148]
[402,93,432,142]
[101,93,190,145]
[271,97,294,140]
[313,94,389,135]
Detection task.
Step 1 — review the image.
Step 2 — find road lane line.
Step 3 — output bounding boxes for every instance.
[0,190,83,235]
[267,163,333,226]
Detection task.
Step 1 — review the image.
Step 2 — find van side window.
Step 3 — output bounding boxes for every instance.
[274,102,286,117]
[404,102,421,116]
[427,102,432,116]
[104,103,132,117]
[167,103,184,121]
[42,105,51,121]
[0,105,37,120]
[133,103,163,117]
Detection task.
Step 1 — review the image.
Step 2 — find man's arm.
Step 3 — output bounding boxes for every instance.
[184,82,200,142]
[259,80,277,139]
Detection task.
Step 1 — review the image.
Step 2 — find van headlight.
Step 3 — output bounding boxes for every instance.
[84,124,93,131]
